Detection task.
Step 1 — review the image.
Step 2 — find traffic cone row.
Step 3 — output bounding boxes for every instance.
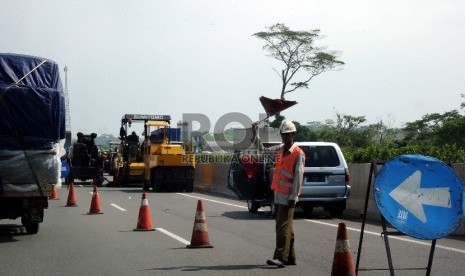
[55,181,357,270]
[331,222,356,276]
[61,182,214,249]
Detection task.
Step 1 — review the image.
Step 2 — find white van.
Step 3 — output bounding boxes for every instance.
[227,141,351,218]
[295,142,351,218]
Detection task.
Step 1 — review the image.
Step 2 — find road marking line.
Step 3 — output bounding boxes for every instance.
[304,219,465,254]
[110,203,127,212]
[176,193,247,209]
[156,227,190,245]
[177,193,465,254]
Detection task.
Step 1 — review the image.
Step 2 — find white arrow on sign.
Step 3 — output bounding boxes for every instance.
[389,170,451,223]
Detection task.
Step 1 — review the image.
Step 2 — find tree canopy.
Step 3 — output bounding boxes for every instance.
[254,23,344,99]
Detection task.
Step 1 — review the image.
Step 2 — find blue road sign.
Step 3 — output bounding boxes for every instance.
[61,160,70,178]
[374,154,464,240]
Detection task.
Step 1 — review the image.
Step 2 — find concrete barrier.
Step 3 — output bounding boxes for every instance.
[194,163,235,198]
[194,162,465,235]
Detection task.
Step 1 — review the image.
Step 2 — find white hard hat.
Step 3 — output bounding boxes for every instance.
[279,120,296,133]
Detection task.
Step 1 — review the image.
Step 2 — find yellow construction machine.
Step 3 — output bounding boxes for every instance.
[115,114,145,186]
[115,114,195,192]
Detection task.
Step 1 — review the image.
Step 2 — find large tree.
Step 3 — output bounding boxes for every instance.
[254,23,344,100]
[403,110,462,145]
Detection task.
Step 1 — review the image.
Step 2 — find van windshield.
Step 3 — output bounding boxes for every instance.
[300,146,340,167]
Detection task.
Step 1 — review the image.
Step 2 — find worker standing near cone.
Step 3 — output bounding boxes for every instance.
[252,120,305,268]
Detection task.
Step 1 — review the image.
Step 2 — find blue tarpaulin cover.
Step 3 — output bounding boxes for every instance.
[0,53,65,150]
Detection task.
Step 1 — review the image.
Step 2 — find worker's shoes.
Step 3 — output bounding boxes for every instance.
[266,259,285,268]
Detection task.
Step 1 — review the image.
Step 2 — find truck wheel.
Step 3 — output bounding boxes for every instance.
[25,222,39,234]
[151,179,158,192]
[151,170,160,192]
[112,172,121,187]
[185,180,194,193]
[122,175,129,187]
[143,182,150,191]
[93,177,103,187]
[22,216,39,234]
[121,166,130,187]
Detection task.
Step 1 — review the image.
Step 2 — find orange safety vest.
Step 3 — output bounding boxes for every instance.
[271,146,305,195]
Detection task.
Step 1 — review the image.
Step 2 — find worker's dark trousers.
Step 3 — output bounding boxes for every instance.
[273,204,295,263]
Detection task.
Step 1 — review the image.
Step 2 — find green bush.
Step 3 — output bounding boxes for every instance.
[346,144,465,163]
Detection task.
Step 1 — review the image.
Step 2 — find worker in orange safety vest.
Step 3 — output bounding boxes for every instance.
[252,120,305,268]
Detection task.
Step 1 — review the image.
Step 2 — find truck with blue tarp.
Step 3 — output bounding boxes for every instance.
[0,53,66,234]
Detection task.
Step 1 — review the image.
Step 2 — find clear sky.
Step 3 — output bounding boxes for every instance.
[1,0,464,137]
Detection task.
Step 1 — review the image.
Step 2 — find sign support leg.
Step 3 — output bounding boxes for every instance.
[381,217,395,276]
[355,162,375,274]
[426,239,436,276]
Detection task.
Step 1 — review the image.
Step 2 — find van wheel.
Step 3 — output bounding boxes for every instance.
[329,203,344,218]
[302,206,314,217]
[247,199,259,213]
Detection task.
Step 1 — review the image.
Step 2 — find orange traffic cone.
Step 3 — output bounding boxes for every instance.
[187,200,213,248]
[87,186,103,214]
[133,193,155,231]
[49,185,59,200]
[66,182,78,207]
[331,222,356,276]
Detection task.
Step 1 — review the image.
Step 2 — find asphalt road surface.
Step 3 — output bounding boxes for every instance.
[1,183,465,276]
